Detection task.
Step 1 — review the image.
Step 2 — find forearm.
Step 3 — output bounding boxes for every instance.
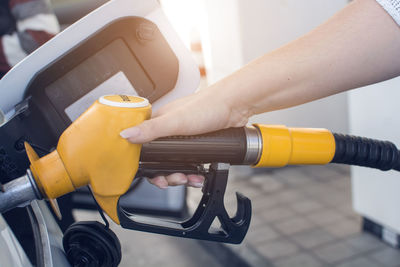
[208,0,400,123]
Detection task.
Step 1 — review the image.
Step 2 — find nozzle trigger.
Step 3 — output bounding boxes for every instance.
[117,163,251,244]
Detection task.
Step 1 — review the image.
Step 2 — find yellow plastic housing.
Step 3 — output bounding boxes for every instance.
[253,124,335,168]
[26,95,151,224]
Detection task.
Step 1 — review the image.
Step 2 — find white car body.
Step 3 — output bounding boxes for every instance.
[0,0,199,265]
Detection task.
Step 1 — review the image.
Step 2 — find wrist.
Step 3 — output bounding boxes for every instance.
[201,76,255,128]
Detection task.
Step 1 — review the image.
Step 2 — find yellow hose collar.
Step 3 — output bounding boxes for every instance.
[253,124,336,167]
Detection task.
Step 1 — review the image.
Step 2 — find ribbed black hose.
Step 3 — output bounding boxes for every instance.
[332,133,400,171]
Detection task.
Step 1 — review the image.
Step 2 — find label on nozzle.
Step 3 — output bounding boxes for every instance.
[99,95,149,108]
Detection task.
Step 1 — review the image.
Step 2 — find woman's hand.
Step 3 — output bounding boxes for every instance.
[120,86,252,188]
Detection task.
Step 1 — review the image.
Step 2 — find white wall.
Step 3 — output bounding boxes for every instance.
[350,77,400,233]
[201,0,243,83]
[202,0,349,132]
[238,0,348,64]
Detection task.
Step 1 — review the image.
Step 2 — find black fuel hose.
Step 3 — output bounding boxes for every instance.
[332,133,400,171]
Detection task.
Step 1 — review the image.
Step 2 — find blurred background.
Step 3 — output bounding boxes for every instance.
[28,0,400,266]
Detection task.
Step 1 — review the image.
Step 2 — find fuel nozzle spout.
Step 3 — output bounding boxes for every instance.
[0,170,42,214]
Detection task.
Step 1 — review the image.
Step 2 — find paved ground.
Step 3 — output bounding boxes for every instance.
[75,165,400,267]
[219,165,400,267]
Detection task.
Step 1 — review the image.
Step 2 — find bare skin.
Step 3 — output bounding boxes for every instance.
[120,0,400,189]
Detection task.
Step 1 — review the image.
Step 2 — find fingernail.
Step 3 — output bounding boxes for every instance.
[189,182,203,188]
[155,176,168,189]
[120,127,141,139]
[159,183,168,189]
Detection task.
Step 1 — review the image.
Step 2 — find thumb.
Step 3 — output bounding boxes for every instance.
[119,115,179,144]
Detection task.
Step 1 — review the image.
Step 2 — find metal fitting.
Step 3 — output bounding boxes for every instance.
[0,170,42,213]
[243,126,262,165]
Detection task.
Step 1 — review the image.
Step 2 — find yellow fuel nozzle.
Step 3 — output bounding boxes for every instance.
[25,95,151,224]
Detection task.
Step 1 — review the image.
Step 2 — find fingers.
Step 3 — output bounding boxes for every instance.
[120,90,234,144]
[120,114,180,144]
[147,176,168,189]
[147,174,205,189]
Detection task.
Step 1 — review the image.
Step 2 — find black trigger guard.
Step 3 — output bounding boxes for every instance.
[117,163,252,244]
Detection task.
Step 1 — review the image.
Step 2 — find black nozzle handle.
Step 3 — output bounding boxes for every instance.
[140,126,260,165]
